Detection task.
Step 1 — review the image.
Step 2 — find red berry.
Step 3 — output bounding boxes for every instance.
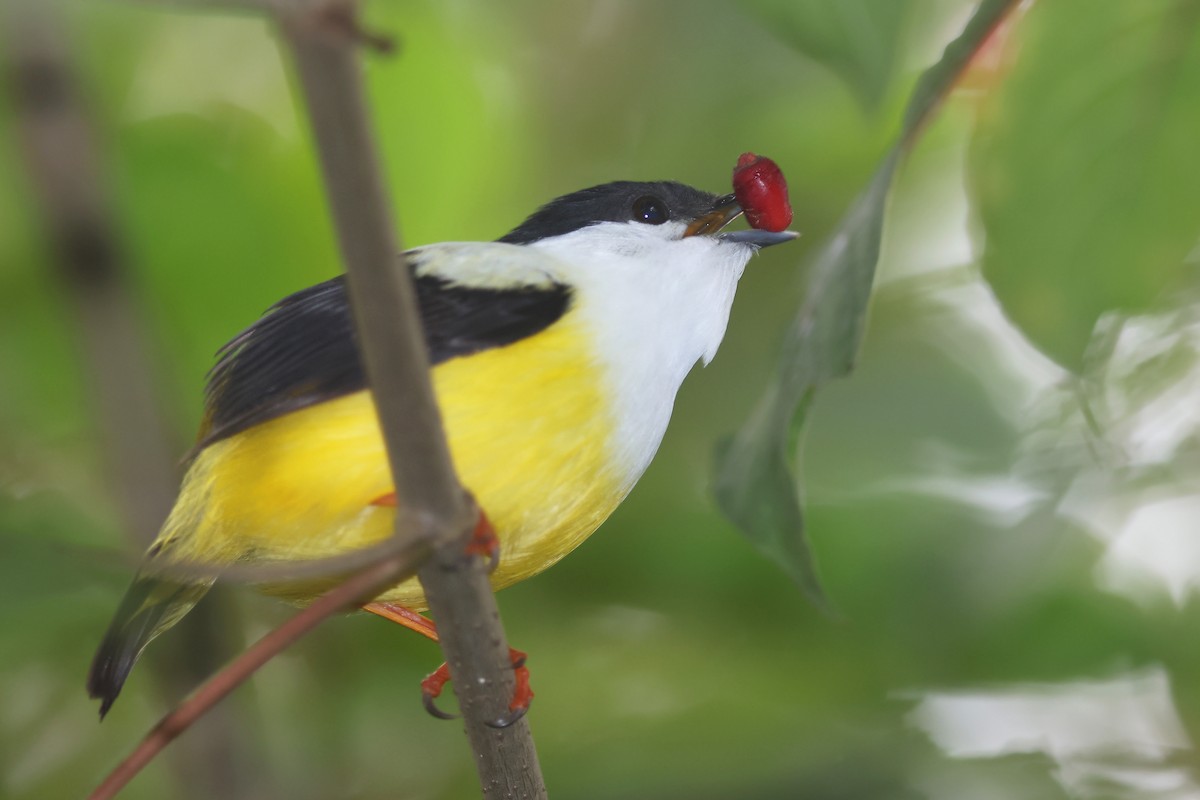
[732,152,792,232]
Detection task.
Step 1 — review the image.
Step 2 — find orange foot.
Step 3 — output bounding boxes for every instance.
[420,647,533,728]
[363,603,534,727]
[463,510,500,573]
[368,495,499,573]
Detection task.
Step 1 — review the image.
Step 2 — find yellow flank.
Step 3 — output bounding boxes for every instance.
[156,311,627,611]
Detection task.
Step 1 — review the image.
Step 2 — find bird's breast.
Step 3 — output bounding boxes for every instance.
[431,308,637,589]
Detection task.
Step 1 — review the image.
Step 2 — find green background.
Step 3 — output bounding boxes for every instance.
[3,1,1200,798]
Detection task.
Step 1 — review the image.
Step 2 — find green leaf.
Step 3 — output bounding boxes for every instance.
[714,0,1021,607]
[971,1,1200,369]
[741,0,916,111]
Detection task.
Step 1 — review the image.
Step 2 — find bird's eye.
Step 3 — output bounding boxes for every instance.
[631,196,669,225]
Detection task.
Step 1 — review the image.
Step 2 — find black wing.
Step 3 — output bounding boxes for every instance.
[196,264,571,451]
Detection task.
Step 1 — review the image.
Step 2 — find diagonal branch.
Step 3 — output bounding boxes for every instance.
[278,2,546,796]
[86,541,433,800]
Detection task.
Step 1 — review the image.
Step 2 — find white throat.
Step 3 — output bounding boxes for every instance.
[531,221,753,484]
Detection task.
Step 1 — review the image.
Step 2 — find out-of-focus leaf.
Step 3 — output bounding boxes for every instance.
[715,0,1021,607]
[741,0,915,111]
[971,2,1200,370]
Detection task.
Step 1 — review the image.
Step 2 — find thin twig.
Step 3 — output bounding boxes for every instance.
[120,520,443,585]
[277,3,461,528]
[86,538,432,800]
[120,0,398,52]
[278,2,545,795]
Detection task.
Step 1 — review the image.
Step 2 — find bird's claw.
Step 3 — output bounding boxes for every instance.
[420,663,458,720]
[373,494,499,575]
[486,703,528,729]
[463,509,500,574]
[422,691,460,720]
[486,649,533,728]
[420,648,533,725]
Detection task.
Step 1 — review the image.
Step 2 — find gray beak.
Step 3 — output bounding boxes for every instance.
[717,229,799,248]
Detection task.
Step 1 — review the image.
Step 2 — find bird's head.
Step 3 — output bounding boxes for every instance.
[498,179,796,255]
[493,179,797,371]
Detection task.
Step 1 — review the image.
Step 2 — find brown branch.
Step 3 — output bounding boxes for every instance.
[131,527,441,583]
[119,0,396,52]
[277,2,460,523]
[86,538,432,800]
[278,3,546,795]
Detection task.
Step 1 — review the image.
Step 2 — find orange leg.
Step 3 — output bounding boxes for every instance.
[363,602,438,642]
[363,602,533,727]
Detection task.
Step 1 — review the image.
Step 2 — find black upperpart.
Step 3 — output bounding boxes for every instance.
[498,181,721,245]
[196,266,570,450]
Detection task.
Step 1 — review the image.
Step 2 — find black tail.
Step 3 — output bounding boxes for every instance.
[87,576,210,718]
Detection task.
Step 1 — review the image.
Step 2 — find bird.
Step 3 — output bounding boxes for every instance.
[87,177,797,720]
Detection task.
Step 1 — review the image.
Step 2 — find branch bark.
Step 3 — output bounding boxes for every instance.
[278,3,546,796]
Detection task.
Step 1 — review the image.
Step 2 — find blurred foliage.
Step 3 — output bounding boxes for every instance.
[716,0,1017,608]
[2,1,1200,799]
[741,0,916,113]
[972,1,1200,369]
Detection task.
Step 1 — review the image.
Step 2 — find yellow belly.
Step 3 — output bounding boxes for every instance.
[159,312,627,609]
